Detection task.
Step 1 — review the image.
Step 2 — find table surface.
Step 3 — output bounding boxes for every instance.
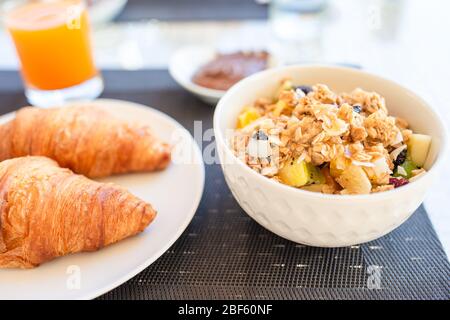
[0,0,449,258]
[0,0,448,299]
[1,70,448,300]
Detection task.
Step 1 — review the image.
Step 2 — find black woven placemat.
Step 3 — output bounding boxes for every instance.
[116,0,267,22]
[0,70,448,300]
[100,164,450,300]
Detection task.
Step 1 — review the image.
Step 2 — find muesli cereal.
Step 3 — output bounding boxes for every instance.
[231,81,432,194]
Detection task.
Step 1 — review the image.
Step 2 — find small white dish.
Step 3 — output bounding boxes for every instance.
[169,46,277,106]
[169,45,225,105]
[214,65,448,247]
[0,99,205,299]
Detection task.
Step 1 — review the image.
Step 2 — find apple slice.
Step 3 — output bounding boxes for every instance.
[408,133,432,167]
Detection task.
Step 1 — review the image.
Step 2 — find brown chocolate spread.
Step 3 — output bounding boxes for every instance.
[192,51,269,91]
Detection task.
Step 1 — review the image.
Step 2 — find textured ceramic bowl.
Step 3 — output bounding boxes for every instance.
[214,65,448,247]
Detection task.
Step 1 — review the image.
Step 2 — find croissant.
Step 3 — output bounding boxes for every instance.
[0,156,156,268]
[0,105,171,178]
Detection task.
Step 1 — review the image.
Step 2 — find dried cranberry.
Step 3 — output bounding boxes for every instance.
[389,177,409,188]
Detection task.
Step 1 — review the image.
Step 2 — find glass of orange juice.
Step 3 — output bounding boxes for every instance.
[5,0,103,107]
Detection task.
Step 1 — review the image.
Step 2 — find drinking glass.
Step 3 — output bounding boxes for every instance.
[5,0,103,107]
[269,0,328,64]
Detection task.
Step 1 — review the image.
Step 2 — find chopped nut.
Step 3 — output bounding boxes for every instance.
[402,129,413,142]
[395,117,409,129]
[351,126,368,142]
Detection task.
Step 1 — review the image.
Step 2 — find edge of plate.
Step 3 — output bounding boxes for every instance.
[82,99,205,300]
[0,100,205,300]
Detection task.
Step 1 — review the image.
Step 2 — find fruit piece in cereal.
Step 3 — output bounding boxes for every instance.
[329,156,350,178]
[279,159,325,187]
[389,177,409,188]
[278,160,309,187]
[307,162,325,185]
[279,159,310,187]
[335,165,372,194]
[394,158,418,179]
[237,107,260,129]
[407,133,431,167]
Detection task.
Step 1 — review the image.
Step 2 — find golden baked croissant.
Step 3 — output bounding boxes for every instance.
[0,105,171,178]
[0,156,156,268]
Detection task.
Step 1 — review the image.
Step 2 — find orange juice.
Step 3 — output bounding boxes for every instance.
[6,0,98,90]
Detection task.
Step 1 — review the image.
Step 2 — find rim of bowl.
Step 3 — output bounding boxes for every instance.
[168,46,226,99]
[214,64,449,201]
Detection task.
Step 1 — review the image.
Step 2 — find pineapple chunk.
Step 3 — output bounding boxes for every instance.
[335,165,372,194]
[307,162,325,184]
[407,133,431,167]
[237,107,260,129]
[279,160,309,187]
[329,156,350,178]
[279,159,324,187]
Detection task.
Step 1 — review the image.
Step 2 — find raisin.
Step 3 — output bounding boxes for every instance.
[295,85,313,95]
[393,149,407,166]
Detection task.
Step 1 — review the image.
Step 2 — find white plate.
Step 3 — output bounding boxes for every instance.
[0,99,205,300]
[169,45,225,106]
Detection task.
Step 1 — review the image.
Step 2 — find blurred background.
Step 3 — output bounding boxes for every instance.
[0,0,448,89]
[0,1,448,107]
[0,0,448,78]
[0,0,449,254]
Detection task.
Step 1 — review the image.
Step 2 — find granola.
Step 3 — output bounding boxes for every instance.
[232,81,432,194]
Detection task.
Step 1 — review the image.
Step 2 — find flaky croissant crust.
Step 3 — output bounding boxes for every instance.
[0,106,171,178]
[0,157,156,268]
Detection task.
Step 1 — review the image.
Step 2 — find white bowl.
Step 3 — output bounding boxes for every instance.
[169,46,225,105]
[214,65,448,247]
